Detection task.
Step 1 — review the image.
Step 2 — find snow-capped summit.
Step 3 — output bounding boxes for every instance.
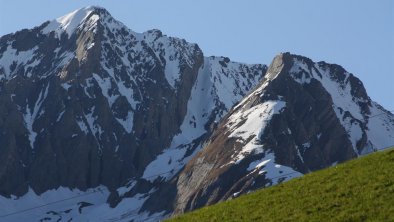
[41,6,109,37]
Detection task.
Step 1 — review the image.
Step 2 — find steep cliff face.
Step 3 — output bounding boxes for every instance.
[0,6,205,196]
[173,52,394,213]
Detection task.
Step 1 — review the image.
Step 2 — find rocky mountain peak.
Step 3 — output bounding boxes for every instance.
[262,52,371,120]
[171,52,394,214]
[41,6,111,38]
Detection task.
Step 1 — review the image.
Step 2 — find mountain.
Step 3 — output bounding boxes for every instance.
[0,6,266,221]
[0,6,393,222]
[168,147,394,222]
[172,52,394,213]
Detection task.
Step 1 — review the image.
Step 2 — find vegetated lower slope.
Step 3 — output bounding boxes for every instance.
[168,147,394,222]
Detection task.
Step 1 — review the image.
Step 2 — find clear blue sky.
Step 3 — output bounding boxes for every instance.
[1,0,393,111]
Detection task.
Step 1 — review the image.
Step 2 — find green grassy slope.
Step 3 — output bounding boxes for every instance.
[168,148,394,222]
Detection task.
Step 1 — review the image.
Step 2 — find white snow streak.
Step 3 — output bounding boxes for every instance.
[23,84,49,149]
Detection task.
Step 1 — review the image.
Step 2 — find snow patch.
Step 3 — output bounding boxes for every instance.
[56,110,65,122]
[0,185,167,222]
[209,57,263,109]
[163,46,181,88]
[0,46,39,80]
[0,186,108,222]
[247,152,303,185]
[92,73,118,107]
[226,100,286,164]
[76,117,89,134]
[84,107,103,139]
[23,83,49,149]
[289,60,311,84]
[228,101,286,140]
[366,103,394,150]
[61,82,72,91]
[115,111,133,134]
[296,146,305,164]
[116,181,136,197]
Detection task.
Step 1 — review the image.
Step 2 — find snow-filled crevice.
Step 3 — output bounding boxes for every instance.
[23,83,49,149]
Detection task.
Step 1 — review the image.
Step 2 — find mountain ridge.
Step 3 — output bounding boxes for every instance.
[0,6,393,222]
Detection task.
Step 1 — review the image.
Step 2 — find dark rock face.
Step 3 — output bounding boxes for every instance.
[172,52,393,214]
[0,7,204,196]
